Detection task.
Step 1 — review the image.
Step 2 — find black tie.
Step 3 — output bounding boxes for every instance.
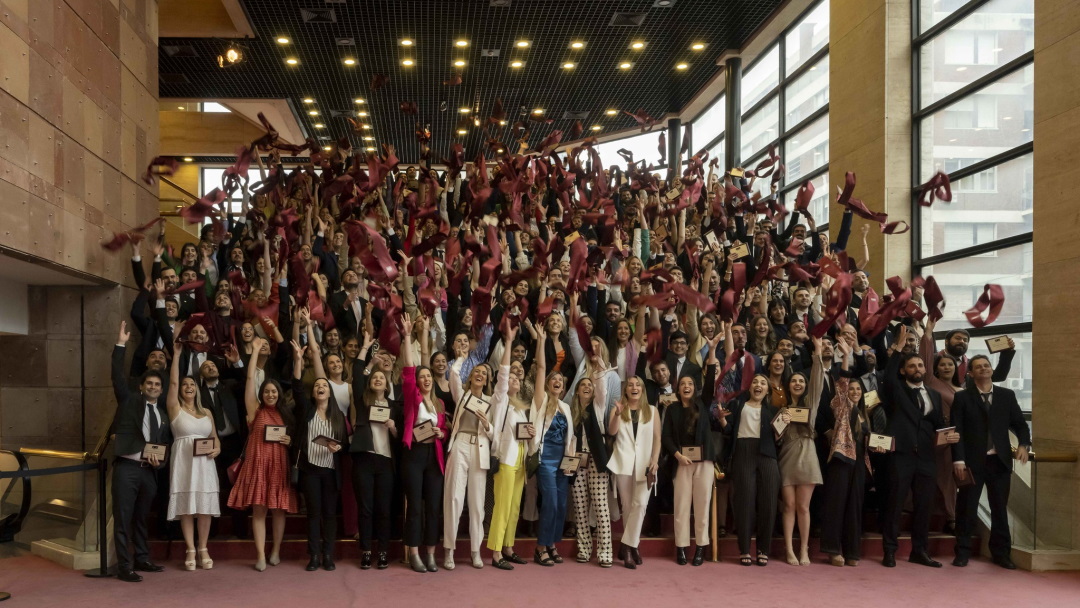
[982,392,993,452]
[146,402,161,443]
[916,389,929,416]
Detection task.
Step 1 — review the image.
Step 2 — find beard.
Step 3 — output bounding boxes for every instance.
[946,343,967,357]
[344,280,360,290]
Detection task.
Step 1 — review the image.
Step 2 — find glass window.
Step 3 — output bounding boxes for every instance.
[921,241,1032,330]
[740,96,779,161]
[593,131,668,169]
[918,0,1034,107]
[917,64,1032,181]
[693,95,726,150]
[201,102,231,113]
[741,45,780,110]
[918,153,1032,258]
[785,0,829,75]
[783,114,829,182]
[708,139,725,168]
[919,0,981,33]
[783,171,829,227]
[785,54,829,126]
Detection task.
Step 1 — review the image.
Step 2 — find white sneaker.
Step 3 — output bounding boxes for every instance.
[471,551,483,569]
[443,550,456,570]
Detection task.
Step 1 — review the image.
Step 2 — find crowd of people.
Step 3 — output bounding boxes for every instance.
[105,123,1029,582]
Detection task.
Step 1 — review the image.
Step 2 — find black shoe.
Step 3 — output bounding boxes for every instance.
[882,552,896,568]
[533,548,554,567]
[306,555,322,571]
[623,553,637,569]
[548,546,564,564]
[360,552,372,570]
[952,556,969,567]
[942,521,957,535]
[909,552,942,568]
[322,555,336,571]
[618,544,628,561]
[503,551,527,565]
[993,556,1018,570]
[676,547,688,565]
[492,557,515,570]
[117,568,143,583]
[377,552,389,569]
[692,546,706,566]
[133,560,164,573]
[630,547,643,565]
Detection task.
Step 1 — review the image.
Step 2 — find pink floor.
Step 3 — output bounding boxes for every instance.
[2,553,1080,608]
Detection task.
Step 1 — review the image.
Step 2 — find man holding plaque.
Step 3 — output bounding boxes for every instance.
[880,326,954,568]
[110,322,171,582]
[951,355,1030,569]
[937,329,1014,389]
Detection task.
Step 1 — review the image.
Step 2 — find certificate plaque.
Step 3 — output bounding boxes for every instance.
[560,455,580,472]
[730,242,750,259]
[313,435,339,449]
[704,231,722,253]
[954,467,974,487]
[658,393,678,407]
[264,425,287,443]
[789,407,810,424]
[682,446,703,462]
[863,390,880,408]
[869,434,895,452]
[576,452,590,470]
[463,394,490,418]
[413,421,436,442]
[771,412,789,436]
[985,335,1011,354]
[515,422,534,440]
[142,443,167,460]
[369,406,391,423]
[193,438,216,457]
[935,427,956,447]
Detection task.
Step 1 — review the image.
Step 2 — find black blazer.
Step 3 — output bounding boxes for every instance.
[882,353,946,457]
[665,353,702,384]
[662,399,718,464]
[574,403,612,471]
[110,345,171,459]
[200,380,244,440]
[290,375,348,481]
[951,386,1030,472]
[721,395,780,466]
[348,391,404,459]
[330,290,368,339]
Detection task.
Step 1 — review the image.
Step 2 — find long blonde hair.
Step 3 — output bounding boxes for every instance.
[182,377,206,415]
[542,371,564,418]
[570,377,594,428]
[620,376,652,424]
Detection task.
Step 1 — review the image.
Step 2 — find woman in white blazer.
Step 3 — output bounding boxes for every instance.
[442,352,495,570]
[486,324,534,569]
[531,322,576,566]
[607,376,661,569]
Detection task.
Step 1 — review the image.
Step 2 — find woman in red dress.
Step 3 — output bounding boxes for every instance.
[228,337,298,571]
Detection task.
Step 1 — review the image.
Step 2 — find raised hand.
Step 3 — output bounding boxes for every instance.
[401,311,414,337]
[118,321,131,345]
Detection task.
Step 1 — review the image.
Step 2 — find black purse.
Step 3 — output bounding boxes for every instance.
[526,406,551,478]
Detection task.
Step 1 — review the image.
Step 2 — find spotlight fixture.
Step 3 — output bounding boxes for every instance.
[183,157,194,162]
[605,109,618,115]
[217,41,245,68]
[510,60,524,68]
[619,62,632,69]
[363,136,374,141]
[570,41,584,49]
[691,43,705,51]
[401,39,414,46]
[358,111,368,117]
[402,59,415,66]
[366,146,376,151]
[454,60,466,67]
[499,120,507,125]
[676,63,688,70]
[323,146,332,151]
[177,106,185,110]
[473,117,481,127]
[591,125,602,131]
[516,40,530,48]
[308,110,319,116]
[457,129,468,134]
[343,58,357,66]
[563,62,576,69]
[285,57,298,65]
[303,98,314,104]
[532,108,544,114]
[362,124,371,129]
[314,123,324,128]
[631,41,645,50]
[276,37,290,44]
[455,39,469,47]
[459,107,471,113]
[354,98,366,104]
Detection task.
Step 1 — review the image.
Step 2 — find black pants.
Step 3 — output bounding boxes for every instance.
[112,458,157,570]
[213,433,247,537]
[955,455,1012,560]
[402,442,443,547]
[820,458,866,560]
[301,466,339,557]
[866,452,891,530]
[731,439,781,556]
[353,451,395,551]
[882,452,936,555]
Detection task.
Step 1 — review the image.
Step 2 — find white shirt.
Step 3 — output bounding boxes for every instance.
[675,356,686,379]
[737,405,762,439]
[368,400,392,458]
[205,382,235,437]
[906,382,933,415]
[189,351,207,375]
[122,399,161,461]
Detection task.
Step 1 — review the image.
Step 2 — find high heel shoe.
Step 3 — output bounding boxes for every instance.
[533,547,554,567]
[548,546,563,564]
[409,552,427,573]
[268,553,281,567]
[197,548,213,570]
[443,549,456,571]
[184,549,196,571]
[618,543,628,561]
[424,552,438,572]
[254,557,266,572]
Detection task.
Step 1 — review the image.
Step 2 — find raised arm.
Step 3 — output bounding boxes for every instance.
[166,332,183,421]
[807,336,827,426]
[244,337,267,423]
[532,322,547,410]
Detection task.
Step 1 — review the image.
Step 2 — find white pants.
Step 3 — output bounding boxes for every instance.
[674,461,714,547]
[442,438,487,551]
[615,474,650,548]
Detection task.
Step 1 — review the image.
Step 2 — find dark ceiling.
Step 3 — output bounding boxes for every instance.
[159,0,783,164]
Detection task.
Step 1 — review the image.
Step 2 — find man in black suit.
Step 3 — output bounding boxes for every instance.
[880,325,958,568]
[665,331,701,384]
[199,359,248,538]
[330,268,368,339]
[939,329,1015,388]
[951,355,1031,569]
[111,322,170,582]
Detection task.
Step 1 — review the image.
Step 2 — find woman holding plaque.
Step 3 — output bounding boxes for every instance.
[719,374,781,566]
[776,338,825,566]
[400,313,448,573]
[228,337,298,572]
[487,323,534,569]
[921,318,962,536]
[166,336,220,571]
[820,345,873,567]
[290,338,347,572]
[607,376,661,569]
[662,369,718,567]
[530,322,577,567]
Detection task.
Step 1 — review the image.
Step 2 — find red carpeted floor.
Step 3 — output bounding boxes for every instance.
[2,553,1079,608]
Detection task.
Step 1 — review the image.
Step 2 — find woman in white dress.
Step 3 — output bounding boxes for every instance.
[167,338,221,571]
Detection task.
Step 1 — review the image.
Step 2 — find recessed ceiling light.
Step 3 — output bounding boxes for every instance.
[497,148,505,153]
[455,39,469,47]
[362,124,371,129]
[400,39,413,46]
[676,63,688,70]
[363,136,374,141]
[354,98,366,104]
[457,129,468,134]
[532,108,544,114]
[606,109,618,115]
[285,58,298,65]
[563,62,576,69]
[302,98,314,104]
[314,123,324,128]
[402,59,414,66]
[276,37,289,44]
[570,41,584,49]
[343,58,356,66]
[454,60,466,67]
[358,111,368,117]
[631,41,645,50]
[619,62,632,69]
[459,107,471,113]
[308,110,319,115]
[366,146,376,151]
[510,60,524,68]
[591,125,602,131]
[183,157,193,162]
[691,43,705,50]
[516,40,530,48]
[177,106,185,110]
[323,146,332,151]
[499,120,507,125]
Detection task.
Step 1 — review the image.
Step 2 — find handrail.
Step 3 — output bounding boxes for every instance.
[0,449,32,543]
[1032,451,1077,464]
[18,448,88,461]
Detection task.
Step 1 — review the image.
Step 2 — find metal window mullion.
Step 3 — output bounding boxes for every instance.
[914,141,1033,187]
[777,163,830,195]
[914,0,994,46]
[914,52,1034,119]
[932,321,1031,341]
[912,232,1033,268]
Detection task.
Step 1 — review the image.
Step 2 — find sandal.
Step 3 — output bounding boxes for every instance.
[756,553,769,567]
[533,548,554,567]
[739,555,753,567]
[184,549,196,571]
[198,548,213,570]
[548,546,564,564]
